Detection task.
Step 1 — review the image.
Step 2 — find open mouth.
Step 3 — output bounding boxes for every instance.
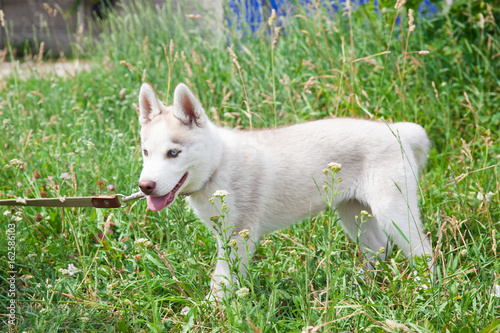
[146,172,188,211]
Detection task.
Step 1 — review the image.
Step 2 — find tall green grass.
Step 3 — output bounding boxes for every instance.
[0,1,499,331]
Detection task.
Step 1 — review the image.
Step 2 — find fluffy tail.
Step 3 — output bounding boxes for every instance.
[392,122,430,173]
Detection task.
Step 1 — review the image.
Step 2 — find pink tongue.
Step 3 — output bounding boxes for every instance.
[146,192,174,211]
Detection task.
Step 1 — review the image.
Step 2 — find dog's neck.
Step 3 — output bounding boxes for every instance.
[181,122,225,197]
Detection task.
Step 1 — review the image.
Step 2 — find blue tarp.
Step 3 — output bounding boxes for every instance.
[227,0,437,33]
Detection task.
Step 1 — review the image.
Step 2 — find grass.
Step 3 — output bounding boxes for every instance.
[1,0,499,331]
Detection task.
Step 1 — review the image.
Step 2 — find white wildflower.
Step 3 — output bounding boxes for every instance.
[67,264,78,276]
[477,191,494,203]
[229,239,238,250]
[414,275,429,290]
[327,162,342,173]
[180,306,190,316]
[134,238,151,248]
[86,139,95,150]
[5,159,24,169]
[261,239,273,247]
[213,190,229,198]
[236,287,250,299]
[360,210,372,218]
[239,229,250,240]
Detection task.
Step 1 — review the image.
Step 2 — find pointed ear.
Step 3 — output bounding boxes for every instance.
[138,83,166,126]
[173,83,207,127]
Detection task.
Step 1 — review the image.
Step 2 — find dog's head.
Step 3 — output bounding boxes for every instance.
[137,83,214,211]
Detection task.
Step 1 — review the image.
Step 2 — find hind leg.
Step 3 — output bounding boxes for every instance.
[367,185,434,273]
[337,199,391,265]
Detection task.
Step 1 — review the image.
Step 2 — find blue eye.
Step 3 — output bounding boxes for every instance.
[143,149,148,156]
[167,149,180,158]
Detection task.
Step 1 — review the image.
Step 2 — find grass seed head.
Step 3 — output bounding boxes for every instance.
[272,27,281,50]
[268,9,276,27]
[394,0,408,9]
[408,9,415,32]
[228,46,241,71]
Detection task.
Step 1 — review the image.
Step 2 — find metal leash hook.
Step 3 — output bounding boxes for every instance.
[117,191,146,207]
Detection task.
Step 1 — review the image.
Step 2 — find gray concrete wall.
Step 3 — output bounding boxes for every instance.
[0,0,91,56]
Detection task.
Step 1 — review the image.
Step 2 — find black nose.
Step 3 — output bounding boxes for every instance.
[139,180,156,195]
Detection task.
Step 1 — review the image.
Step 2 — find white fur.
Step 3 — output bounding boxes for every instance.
[138,83,433,298]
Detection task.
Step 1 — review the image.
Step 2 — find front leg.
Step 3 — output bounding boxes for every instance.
[209,230,259,300]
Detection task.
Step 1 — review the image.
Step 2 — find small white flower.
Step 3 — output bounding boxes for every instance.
[67,264,78,276]
[213,190,229,198]
[360,210,372,218]
[3,210,11,216]
[5,159,24,169]
[239,229,250,240]
[477,191,495,203]
[229,239,238,250]
[86,139,95,150]
[414,276,429,290]
[180,306,190,316]
[236,287,249,299]
[261,239,273,247]
[134,238,151,248]
[327,162,342,173]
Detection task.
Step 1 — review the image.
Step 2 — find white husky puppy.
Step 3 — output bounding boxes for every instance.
[137,82,433,297]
